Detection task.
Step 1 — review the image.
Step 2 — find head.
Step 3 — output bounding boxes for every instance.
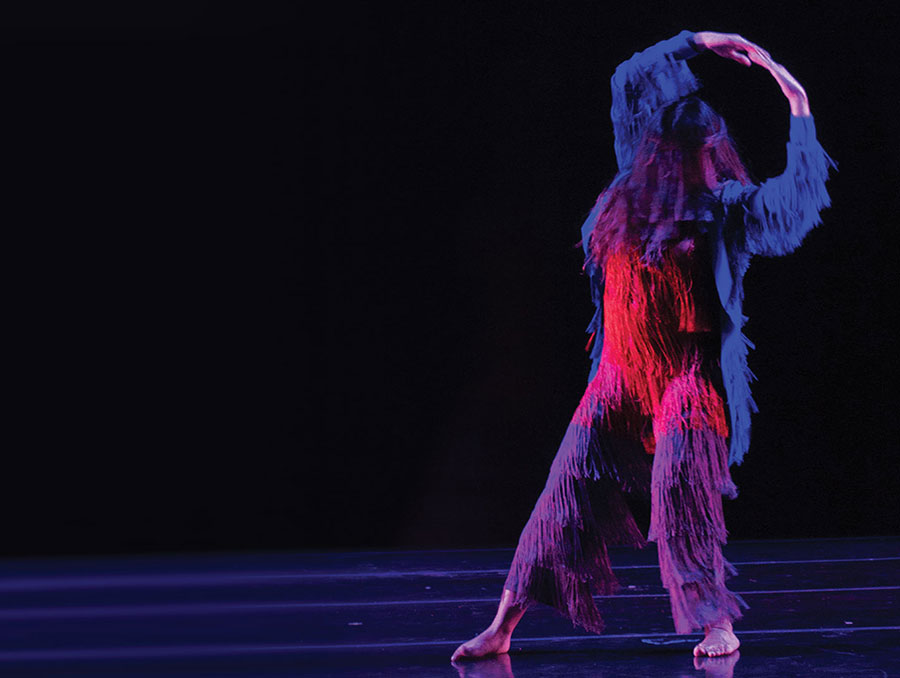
[586,96,751,269]
[637,96,749,192]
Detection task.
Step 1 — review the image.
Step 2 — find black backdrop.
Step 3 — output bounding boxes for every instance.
[4,2,899,557]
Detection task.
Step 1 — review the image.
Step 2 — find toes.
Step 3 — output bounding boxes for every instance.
[694,641,726,657]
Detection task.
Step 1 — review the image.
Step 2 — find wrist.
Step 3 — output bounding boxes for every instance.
[688,33,705,53]
[789,113,816,143]
[672,30,704,60]
[789,96,811,117]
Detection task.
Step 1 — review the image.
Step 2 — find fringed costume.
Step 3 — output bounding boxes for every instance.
[503,30,836,635]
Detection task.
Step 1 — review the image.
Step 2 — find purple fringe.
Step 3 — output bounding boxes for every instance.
[504,414,649,634]
[648,428,749,633]
[504,374,748,635]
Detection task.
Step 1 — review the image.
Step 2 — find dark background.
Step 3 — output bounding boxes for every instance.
[3,2,898,558]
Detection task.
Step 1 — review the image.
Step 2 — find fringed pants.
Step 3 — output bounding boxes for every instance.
[503,362,750,635]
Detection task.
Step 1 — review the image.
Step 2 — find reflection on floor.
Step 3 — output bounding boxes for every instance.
[0,537,897,676]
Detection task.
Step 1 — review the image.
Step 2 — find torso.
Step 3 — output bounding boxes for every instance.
[599,224,721,414]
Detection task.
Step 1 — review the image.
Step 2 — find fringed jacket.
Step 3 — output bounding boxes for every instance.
[579,30,837,467]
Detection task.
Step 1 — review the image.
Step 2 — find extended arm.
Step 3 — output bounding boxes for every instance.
[607,29,810,170]
[707,36,836,256]
[721,116,836,257]
[693,31,810,116]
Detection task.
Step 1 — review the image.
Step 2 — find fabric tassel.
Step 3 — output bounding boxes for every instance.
[717,117,836,466]
[741,121,838,256]
[611,32,702,171]
[654,535,750,634]
[504,412,650,634]
[647,425,748,634]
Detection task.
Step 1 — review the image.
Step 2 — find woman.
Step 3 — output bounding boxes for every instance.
[452,30,836,660]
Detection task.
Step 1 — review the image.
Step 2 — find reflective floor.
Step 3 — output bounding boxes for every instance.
[0,536,897,676]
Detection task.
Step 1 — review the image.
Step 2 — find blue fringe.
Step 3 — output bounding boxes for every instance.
[720,115,838,257]
[610,29,702,172]
[718,115,837,466]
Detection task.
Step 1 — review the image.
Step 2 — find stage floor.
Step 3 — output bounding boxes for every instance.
[0,536,897,676]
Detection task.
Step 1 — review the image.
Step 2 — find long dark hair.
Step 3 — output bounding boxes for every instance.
[585,96,751,270]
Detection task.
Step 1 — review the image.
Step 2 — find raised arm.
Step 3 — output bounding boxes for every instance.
[712,42,837,257]
[694,31,811,116]
[611,29,814,173]
[609,30,704,172]
[581,31,705,260]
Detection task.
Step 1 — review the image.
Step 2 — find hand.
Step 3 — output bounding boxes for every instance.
[693,31,767,67]
[745,49,810,116]
[694,31,810,117]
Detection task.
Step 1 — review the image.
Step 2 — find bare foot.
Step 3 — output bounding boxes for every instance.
[451,626,512,661]
[693,620,740,657]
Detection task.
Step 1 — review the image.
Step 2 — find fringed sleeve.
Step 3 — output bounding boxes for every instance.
[581,31,705,382]
[582,30,704,260]
[610,30,704,172]
[719,115,838,257]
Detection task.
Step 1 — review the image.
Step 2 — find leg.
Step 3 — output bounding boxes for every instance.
[501,382,650,633]
[648,372,749,655]
[452,367,651,661]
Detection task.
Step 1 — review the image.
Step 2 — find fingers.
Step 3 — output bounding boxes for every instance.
[707,33,777,70]
[725,35,770,64]
[709,34,767,67]
[743,41,771,61]
[732,34,769,58]
[728,48,752,67]
[746,50,772,69]
[745,46,783,75]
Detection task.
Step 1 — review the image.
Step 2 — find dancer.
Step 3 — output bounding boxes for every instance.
[452,29,835,660]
